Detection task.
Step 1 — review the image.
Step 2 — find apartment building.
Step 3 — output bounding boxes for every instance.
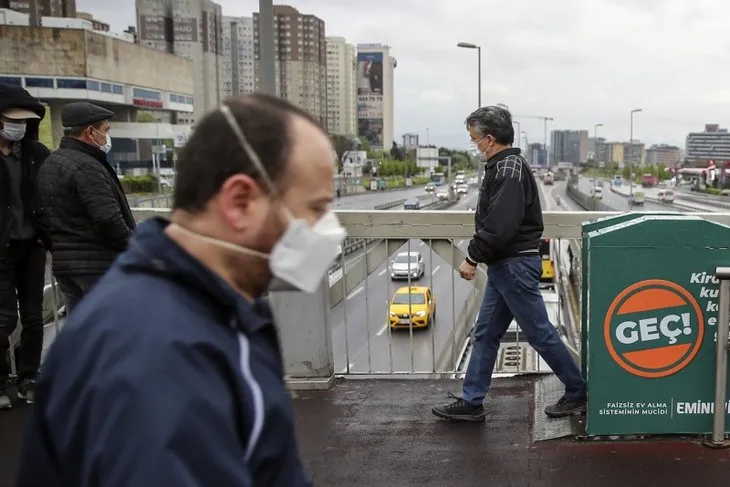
[1,0,75,25]
[686,124,730,166]
[136,0,223,124]
[551,129,589,164]
[220,16,255,100]
[253,4,327,125]
[325,36,356,136]
[645,144,681,166]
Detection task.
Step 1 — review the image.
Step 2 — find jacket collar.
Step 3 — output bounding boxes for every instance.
[60,137,109,166]
[485,147,521,168]
[119,218,273,335]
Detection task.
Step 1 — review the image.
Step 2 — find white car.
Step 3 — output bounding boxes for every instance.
[389,252,425,280]
[591,186,603,199]
[457,184,468,195]
[657,189,675,203]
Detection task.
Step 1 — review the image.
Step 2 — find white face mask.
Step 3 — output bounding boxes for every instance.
[93,129,112,154]
[174,104,347,294]
[1,121,26,141]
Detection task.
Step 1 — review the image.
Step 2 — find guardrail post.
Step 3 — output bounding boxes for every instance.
[704,266,730,448]
[269,278,335,391]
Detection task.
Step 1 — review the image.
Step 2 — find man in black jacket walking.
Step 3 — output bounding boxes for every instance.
[0,84,52,408]
[432,106,587,422]
[36,102,135,314]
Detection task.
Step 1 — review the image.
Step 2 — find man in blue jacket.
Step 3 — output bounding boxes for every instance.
[16,94,346,486]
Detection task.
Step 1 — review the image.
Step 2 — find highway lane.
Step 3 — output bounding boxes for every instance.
[576,176,669,212]
[331,190,481,374]
[332,186,430,210]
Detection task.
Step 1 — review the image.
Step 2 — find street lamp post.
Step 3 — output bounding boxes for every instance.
[629,109,643,197]
[458,41,482,180]
[594,123,603,166]
[513,121,521,150]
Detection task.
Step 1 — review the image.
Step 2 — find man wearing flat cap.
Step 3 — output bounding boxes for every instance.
[0,83,52,409]
[37,102,135,314]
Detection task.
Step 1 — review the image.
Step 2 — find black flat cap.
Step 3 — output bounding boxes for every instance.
[61,102,115,128]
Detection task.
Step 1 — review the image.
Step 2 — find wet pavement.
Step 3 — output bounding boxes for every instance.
[0,385,30,487]
[2,376,728,486]
[292,377,730,487]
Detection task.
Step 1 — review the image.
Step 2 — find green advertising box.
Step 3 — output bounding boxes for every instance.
[580,212,677,378]
[586,214,730,435]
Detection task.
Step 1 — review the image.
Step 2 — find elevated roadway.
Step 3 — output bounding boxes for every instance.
[331,189,480,374]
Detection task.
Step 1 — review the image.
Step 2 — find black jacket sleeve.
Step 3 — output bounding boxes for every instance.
[74,165,133,251]
[467,170,526,264]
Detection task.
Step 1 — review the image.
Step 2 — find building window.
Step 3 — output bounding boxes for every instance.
[132,87,162,101]
[24,77,54,88]
[186,96,193,105]
[112,85,123,95]
[0,76,22,86]
[87,80,100,91]
[101,82,112,93]
[170,94,179,103]
[57,78,88,89]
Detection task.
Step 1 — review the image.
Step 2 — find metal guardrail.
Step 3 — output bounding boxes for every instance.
[374,199,406,210]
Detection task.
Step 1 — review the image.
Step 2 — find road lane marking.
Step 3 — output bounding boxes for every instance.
[378,269,386,276]
[458,240,464,246]
[419,241,425,246]
[376,324,388,336]
[432,265,441,276]
[347,286,363,300]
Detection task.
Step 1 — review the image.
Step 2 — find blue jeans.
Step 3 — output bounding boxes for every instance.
[462,255,586,405]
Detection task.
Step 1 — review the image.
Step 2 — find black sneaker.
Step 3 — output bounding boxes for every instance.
[17,378,36,404]
[0,390,11,410]
[432,392,487,422]
[545,394,587,418]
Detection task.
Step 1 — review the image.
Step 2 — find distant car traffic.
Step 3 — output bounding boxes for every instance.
[389,252,425,280]
[425,183,435,193]
[404,199,421,210]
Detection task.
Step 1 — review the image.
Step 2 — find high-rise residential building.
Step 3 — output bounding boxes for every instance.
[686,124,730,166]
[527,143,546,166]
[1,0,75,25]
[325,36,356,136]
[253,5,327,126]
[219,16,255,100]
[551,129,589,164]
[356,43,396,150]
[136,0,223,124]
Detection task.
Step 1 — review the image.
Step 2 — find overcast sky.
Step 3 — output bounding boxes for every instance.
[76,0,730,150]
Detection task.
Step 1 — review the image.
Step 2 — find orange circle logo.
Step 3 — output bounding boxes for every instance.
[603,279,704,378]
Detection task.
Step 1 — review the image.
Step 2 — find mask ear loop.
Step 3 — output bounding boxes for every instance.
[219,104,294,221]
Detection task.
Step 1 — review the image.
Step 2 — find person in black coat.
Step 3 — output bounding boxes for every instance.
[0,83,52,408]
[36,102,135,314]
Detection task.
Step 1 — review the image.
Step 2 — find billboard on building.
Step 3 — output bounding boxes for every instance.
[357,51,384,146]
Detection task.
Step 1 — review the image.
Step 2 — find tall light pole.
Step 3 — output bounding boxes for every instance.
[629,109,643,196]
[513,121,521,150]
[594,123,603,166]
[458,41,482,180]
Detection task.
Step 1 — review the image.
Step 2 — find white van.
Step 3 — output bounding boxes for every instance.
[657,189,675,203]
[591,186,603,199]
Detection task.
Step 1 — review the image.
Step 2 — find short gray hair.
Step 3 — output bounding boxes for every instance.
[465,106,514,145]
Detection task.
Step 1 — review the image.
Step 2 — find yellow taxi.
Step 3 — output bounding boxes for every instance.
[388,286,435,329]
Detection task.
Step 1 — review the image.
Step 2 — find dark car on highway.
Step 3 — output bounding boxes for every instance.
[404,199,421,210]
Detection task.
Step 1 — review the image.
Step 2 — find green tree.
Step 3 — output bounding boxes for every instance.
[331,134,356,173]
[136,111,157,123]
